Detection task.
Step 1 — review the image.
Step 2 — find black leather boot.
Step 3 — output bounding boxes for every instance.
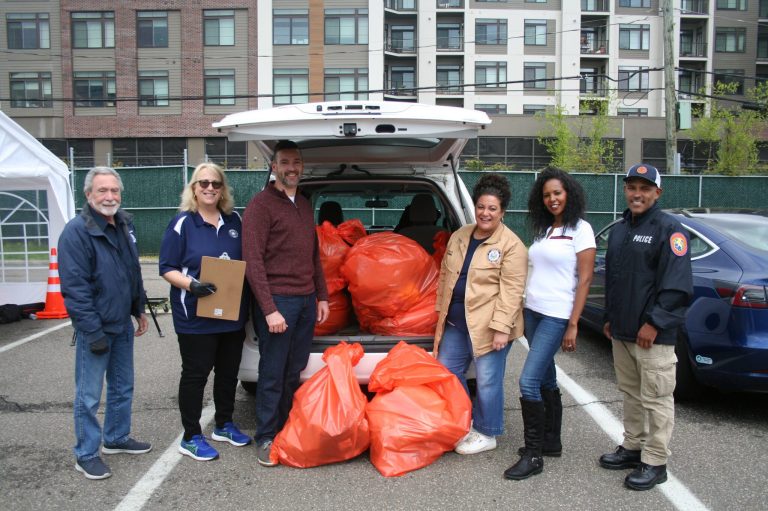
[504,398,545,480]
[624,463,668,490]
[517,388,563,457]
[599,445,641,470]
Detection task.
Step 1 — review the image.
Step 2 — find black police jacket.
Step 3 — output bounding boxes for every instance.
[604,203,693,345]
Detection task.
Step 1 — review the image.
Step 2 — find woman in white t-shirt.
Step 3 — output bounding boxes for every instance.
[504,168,596,481]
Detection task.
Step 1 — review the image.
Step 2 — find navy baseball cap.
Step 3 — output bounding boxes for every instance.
[624,163,661,188]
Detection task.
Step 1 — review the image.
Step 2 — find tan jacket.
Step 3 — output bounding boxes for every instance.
[433,223,528,358]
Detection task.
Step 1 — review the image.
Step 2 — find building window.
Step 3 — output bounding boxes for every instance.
[274,10,309,45]
[10,72,52,108]
[204,69,235,105]
[273,69,309,105]
[475,62,506,88]
[617,107,648,116]
[524,20,547,46]
[524,62,547,89]
[525,0,547,3]
[437,23,463,50]
[619,0,650,6]
[72,12,114,49]
[618,66,649,91]
[715,28,746,52]
[386,24,415,53]
[41,139,94,167]
[476,19,507,45]
[387,66,415,94]
[205,138,247,168]
[6,13,50,49]
[714,69,745,95]
[619,24,650,50]
[523,104,547,115]
[112,138,187,167]
[138,71,169,107]
[716,0,747,9]
[73,71,116,107]
[204,10,234,46]
[436,65,462,94]
[324,68,368,101]
[476,104,507,114]
[137,11,168,48]
[325,9,367,45]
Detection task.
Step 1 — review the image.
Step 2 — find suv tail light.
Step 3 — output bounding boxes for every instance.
[731,285,768,309]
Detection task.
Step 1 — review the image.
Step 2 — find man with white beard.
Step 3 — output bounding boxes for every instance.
[59,166,151,480]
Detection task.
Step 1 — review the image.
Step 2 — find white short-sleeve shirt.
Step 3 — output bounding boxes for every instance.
[525,219,596,320]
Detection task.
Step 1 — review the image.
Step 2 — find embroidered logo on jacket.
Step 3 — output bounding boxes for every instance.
[632,235,653,244]
[487,249,501,263]
[229,229,239,239]
[670,232,688,256]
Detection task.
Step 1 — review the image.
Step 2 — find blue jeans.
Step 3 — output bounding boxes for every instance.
[73,323,135,461]
[253,294,316,445]
[437,324,512,437]
[519,308,569,401]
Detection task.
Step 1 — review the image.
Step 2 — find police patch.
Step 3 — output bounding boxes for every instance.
[670,232,687,256]
[487,248,501,263]
[229,229,239,239]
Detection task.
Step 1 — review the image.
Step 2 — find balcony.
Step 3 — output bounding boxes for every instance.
[680,0,709,15]
[580,76,609,97]
[384,84,417,97]
[437,35,463,52]
[436,0,463,8]
[385,40,417,55]
[581,38,609,55]
[680,41,707,58]
[436,80,463,95]
[581,0,609,12]
[385,0,417,12]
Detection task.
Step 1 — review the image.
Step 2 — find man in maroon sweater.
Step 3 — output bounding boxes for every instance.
[242,140,329,466]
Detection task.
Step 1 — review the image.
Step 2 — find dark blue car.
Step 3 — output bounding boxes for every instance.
[581,209,768,398]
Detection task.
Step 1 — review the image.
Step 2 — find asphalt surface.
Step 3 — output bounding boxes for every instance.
[1,263,766,511]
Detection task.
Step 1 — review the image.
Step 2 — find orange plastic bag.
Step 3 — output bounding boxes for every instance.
[366,288,437,336]
[432,230,450,268]
[316,221,349,295]
[314,291,351,335]
[271,342,370,468]
[336,218,367,246]
[366,341,471,477]
[341,233,439,319]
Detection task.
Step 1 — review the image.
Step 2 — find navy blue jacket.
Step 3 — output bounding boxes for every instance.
[605,203,693,345]
[59,205,144,343]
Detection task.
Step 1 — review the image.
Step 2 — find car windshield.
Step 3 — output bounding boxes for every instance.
[693,214,768,252]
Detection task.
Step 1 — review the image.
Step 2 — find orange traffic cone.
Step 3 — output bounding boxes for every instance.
[36,248,69,319]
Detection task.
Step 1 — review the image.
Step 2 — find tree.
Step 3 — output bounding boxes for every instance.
[688,82,767,176]
[538,101,617,173]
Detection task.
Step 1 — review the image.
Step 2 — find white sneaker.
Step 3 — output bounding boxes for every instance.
[455,429,497,455]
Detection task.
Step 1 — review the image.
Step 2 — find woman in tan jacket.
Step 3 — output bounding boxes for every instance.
[434,173,528,455]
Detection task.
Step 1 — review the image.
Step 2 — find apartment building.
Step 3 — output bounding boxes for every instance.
[0,0,765,171]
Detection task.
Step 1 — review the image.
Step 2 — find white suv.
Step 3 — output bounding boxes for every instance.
[213,101,490,388]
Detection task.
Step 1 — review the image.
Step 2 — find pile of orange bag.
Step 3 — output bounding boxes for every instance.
[341,233,439,336]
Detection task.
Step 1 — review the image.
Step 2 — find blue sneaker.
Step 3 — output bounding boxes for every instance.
[102,438,152,455]
[75,456,112,480]
[211,422,252,447]
[179,435,219,461]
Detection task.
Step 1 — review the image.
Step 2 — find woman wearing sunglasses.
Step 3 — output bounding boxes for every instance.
[159,162,251,461]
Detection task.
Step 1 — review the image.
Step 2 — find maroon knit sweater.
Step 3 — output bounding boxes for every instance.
[242,183,328,316]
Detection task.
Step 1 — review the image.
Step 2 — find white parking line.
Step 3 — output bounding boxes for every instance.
[114,403,215,511]
[517,338,709,511]
[0,321,71,354]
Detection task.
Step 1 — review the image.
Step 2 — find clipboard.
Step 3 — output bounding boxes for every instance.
[196,256,246,321]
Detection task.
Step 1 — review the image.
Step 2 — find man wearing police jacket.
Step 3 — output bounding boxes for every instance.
[598,164,692,491]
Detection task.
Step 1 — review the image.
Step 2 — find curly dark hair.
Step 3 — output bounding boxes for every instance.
[527,167,587,240]
[472,173,511,210]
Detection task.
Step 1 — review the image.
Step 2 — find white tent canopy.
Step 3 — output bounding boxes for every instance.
[0,110,75,305]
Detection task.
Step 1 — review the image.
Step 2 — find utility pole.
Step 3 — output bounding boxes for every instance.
[662,0,677,174]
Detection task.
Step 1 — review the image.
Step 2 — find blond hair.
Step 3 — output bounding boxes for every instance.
[179,162,235,214]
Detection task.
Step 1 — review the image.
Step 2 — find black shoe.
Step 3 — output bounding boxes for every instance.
[504,450,544,480]
[624,463,668,490]
[599,446,641,470]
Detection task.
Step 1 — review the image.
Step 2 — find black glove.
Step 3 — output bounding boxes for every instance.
[90,336,109,355]
[189,280,217,298]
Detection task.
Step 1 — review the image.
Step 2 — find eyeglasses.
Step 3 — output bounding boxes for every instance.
[195,180,223,190]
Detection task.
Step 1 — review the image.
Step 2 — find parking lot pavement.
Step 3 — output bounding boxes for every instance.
[1,263,767,510]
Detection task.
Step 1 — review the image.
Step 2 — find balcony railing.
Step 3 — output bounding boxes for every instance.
[580,77,609,97]
[437,36,463,51]
[385,0,417,12]
[581,39,609,55]
[680,0,708,15]
[385,85,417,96]
[581,0,609,12]
[680,42,708,57]
[436,0,463,8]
[436,80,463,95]
[385,40,417,54]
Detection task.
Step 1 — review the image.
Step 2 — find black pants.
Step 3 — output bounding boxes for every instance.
[177,329,245,440]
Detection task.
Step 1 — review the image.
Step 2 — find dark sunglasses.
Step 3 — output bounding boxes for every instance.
[195,180,223,190]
